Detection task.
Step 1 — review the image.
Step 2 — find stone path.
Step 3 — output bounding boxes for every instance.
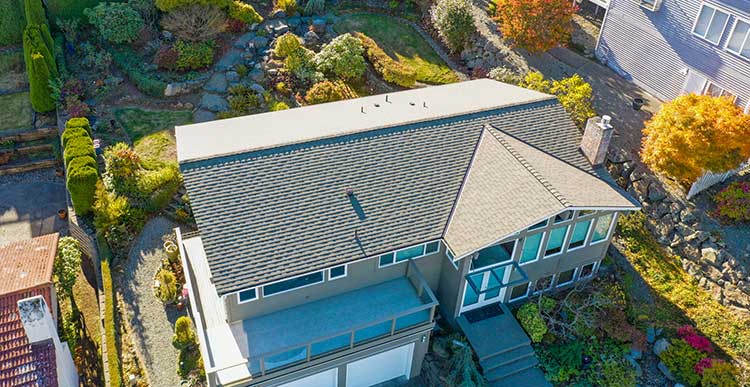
[120,217,185,387]
[0,169,67,245]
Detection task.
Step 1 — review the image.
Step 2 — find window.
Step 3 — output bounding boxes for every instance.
[329,265,346,280]
[425,241,440,254]
[554,210,573,223]
[557,268,576,286]
[727,18,750,59]
[379,252,395,267]
[396,245,425,262]
[631,0,661,11]
[580,262,597,279]
[544,226,568,256]
[693,4,729,44]
[568,220,592,250]
[238,288,257,303]
[578,210,596,217]
[379,241,440,268]
[591,213,614,243]
[704,81,737,101]
[532,275,554,294]
[263,271,324,296]
[529,219,548,230]
[509,283,529,301]
[471,241,515,271]
[519,232,544,264]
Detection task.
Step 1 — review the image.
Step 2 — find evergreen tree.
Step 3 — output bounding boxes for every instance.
[27,51,55,112]
[23,0,46,26]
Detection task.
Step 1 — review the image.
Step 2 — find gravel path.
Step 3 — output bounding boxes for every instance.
[120,217,185,387]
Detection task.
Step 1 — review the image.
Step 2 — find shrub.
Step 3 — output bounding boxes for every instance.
[356,32,416,88]
[64,96,90,117]
[678,325,715,353]
[161,4,226,42]
[430,0,476,53]
[269,100,290,111]
[701,361,739,387]
[276,0,298,16]
[714,181,750,222]
[95,234,122,387]
[24,0,47,26]
[84,3,144,44]
[61,127,89,149]
[314,33,366,80]
[172,316,197,350]
[305,80,357,104]
[695,358,715,376]
[175,40,215,70]
[536,340,584,383]
[55,237,82,297]
[491,0,575,53]
[155,268,178,303]
[517,303,547,343]
[660,339,703,387]
[138,165,181,211]
[24,32,57,112]
[226,17,247,32]
[154,45,179,71]
[519,71,595,128]
[0,0,25,46]
[67,157,98,215]
[64,136,95,166]
[599,307,648,351]
[235,63,248,77]
[489,67,523,85]
[228,0,262,24]
[285,46,323,85]
[598,356,637,387]
[93,181,129,232]
[303,0,324,15]
[129,0,159,26]
[24,24,57,76]
[103,142,141,195]
[274,32,302,59]
[155,0,229,12]
[111,48,167,97]
[47,0,100,21]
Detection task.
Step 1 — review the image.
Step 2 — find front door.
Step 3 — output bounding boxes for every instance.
[460,241,516,313]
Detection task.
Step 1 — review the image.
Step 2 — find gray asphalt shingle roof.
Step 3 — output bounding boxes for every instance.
[179,81,638,295]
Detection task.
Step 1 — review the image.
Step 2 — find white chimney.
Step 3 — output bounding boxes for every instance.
[580,115,614,166]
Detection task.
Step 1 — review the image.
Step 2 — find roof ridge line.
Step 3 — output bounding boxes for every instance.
[485,124,571,207]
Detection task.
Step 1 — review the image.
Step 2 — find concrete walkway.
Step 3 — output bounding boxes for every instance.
[120,217,185,387]
[0,169,67,245]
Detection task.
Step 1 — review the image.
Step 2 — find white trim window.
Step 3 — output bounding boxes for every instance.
[378,240,441,268]
[531,274,555,295]
[567,219,593,251]
[591,213,615,244]
[262,271,325,297]
[237,287,258,304]
[508,282,530,302]
[544,226,569,257]
[703,81,737,102]
[578,261,598,280]
[630,0,661,11]
[329,264,347,280]
[726,18,750,60]
[693,3,730,45]
[556,268,578,287]
[519,232,545,265]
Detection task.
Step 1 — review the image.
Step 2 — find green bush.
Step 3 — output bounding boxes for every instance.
[24,24,58,79]
[0,0,25,45]
[24,0,46,26]
[95,234,123,387]
[285,46,323,84]
[274,32,302,58]
[305,80,357,105]
[47,0,100,21]
[275,0,298,16]
[269,100,290,111]
[65,117,92,132]
[84,3,144,44]
[536,341,584,383]
[55,236,82,297]
[597,357,637,387]
[701,361,739,387]
[314,33,366,80]
[155,268,178,303]
[517,303,547,343]
[356,32,416,88]
[26,50,55,112]
[53,35,68,79]
[660,339,703,387]
[139,165,181,212]
[228,0,262,24]
[303,0,324,15]
[172,316,197,350]
[64,136,95,165]
[175,40,214,70]
[429,0,475,53]
[519,71,595,128]
[67,157,98,215]
[111,48,167,97]
[155,0,229,12]
[61,127,88,148]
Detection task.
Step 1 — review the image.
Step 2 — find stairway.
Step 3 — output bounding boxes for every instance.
[456,303,552,387]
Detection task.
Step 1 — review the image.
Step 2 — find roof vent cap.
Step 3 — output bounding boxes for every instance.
[345,188,354,196]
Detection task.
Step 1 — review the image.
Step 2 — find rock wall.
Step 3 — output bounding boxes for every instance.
[606,148,750,314]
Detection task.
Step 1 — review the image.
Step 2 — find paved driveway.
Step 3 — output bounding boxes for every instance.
[0,170,67,245]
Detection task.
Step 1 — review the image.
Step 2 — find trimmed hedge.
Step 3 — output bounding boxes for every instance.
[96,234,123,387]
[355,32,416,88]
[111,48,166,97]
[61,126,88,148]
[63,136,95,165]
[23,0,46,26]
[47,0,100,21]
[66,157,98,214]
[0,0,25,45]
[66,117,93,132]
[27,51,55,112]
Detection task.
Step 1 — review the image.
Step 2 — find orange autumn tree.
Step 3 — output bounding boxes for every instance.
[641,94,750,185]
[490,0,576,53]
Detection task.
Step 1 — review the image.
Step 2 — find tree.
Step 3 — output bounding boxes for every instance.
[430,0,475,53]
[155,268,178,303]
[519,71,595,128]
[27,50,55,112]
[55,237,82,297]
[172,316,197,350]
[24,0,47,26]
[314,33,366,80]
[491,0,576,53]
[641,94,750,185]
[84,2,145,44]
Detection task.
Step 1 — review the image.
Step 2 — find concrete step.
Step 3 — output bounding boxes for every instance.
[484,354,539,382]
[489,366,552,387]
[480,344,536,372]
[456,313,530,361]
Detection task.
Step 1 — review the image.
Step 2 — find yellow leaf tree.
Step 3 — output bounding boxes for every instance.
[641,94,750,185]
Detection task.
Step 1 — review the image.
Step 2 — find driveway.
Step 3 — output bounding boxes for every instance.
[0,169,67,245]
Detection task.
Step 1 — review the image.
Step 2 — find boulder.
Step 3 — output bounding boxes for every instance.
[646,326,656,343]
[226,70,240,83]
[312,18,326,34]
[200,93,229,112]
[216,49,243,71]
[249,83,265,94]
[270,9,286,19]
[234,32,256,49]
[203,72,228,93]
[248,68,265,83]
[648,183,667,202]
[252,36,269,49]
[303,30,320,48]
[701,246,722,267]
[653,338,670,356]
[193,109,216,123]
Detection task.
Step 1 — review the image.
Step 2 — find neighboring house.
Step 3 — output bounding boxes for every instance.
[174,80,640,387]
[596,0,750,112]
[0,233,79,387]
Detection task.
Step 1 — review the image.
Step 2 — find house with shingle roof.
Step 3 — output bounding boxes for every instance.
[174,79,640,387]
[0,233,79,387]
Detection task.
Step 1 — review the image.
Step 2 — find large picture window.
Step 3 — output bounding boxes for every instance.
[519,232,544,264]
[568,220,592,250]
[471,241,515,271]
[693,3,730,44]
[263,272,324,296]
[544,226,568,257]
[591,213,614,243]
[727,19,750,59]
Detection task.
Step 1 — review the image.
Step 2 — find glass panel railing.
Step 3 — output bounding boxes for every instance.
[394,309,431,331]
[311,333,351,358]
[354,320,392,344]
[264,346,307,371]
[248,358,261,375]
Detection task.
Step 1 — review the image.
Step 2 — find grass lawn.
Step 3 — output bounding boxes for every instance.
[334,13,459,85]
[114,108,192,167]
[0,92,32,131]
[0,48,26,91]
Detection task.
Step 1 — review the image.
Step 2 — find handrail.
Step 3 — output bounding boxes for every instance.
[465,260,529,295]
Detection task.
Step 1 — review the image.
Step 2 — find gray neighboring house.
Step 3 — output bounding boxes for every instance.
[596,0,750,112]
[174,80,640,387]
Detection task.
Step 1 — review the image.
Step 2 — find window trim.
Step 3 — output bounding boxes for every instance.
[553,210,574,224]
[469,240,517,273]
[378,240,442,268]
[519,231,545,266]
[566,219,594,252]
[528,218,548,231]
[725,16,750,60]
[578,261,599,280]
[237,287,259,304]
[508,282,530,302]
[262,270,325,298]
[543,225,570,258]
[590,213,617,245]
[328,264,347,281]
[630,0,661,11]
[531,274,555,295]
[703,80,738,102]
[692,3,731,45]
[556,268,578,287]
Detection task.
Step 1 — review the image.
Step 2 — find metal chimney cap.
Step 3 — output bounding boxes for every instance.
[345,188,355,196]
[600,115,613,128]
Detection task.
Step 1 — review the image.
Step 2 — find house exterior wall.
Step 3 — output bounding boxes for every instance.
[597,0,750,110]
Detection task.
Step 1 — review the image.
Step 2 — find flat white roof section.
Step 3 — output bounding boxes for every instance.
[175,79,554,162]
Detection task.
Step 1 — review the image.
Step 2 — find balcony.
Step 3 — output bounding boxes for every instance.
[230,260,438,377]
